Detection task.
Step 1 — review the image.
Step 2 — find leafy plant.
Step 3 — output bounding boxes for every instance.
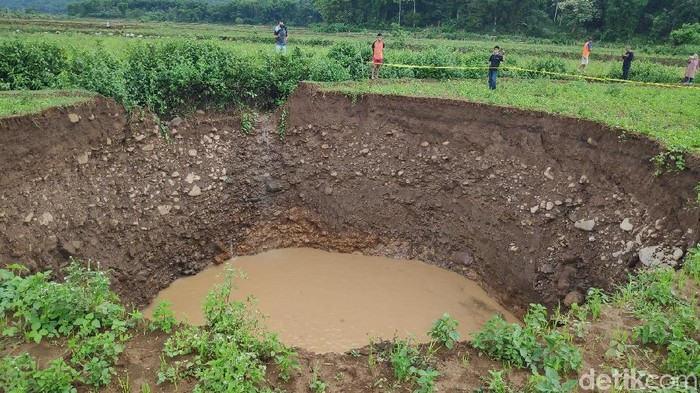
[652,146,688,176]
[277,107,289,140]
[428,312,460,349]
[149,300,177,333]
[485,369,513,393]
[309,365,327,393]
[529,367,578,393]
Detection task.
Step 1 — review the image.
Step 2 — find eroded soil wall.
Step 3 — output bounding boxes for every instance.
[1,85,698,315]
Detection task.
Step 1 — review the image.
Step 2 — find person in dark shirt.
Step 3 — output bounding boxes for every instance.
[488,46,506,90]
[621,46,634,80]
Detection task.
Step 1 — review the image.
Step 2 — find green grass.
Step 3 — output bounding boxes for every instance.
[317,79,700,150]
[0,90,96,117]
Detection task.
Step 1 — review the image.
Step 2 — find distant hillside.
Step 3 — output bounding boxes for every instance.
[0,0,229,14]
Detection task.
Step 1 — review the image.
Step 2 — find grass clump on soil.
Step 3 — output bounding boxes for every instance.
[465,247,700,392]
[317,79,700,152]
[0,90,95,117]
[0,261,139,389]
[0,262,298,392]
[156,267,299,392]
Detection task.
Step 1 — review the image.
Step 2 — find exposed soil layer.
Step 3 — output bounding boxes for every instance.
[1,85,699,316]
[2,84,700,391]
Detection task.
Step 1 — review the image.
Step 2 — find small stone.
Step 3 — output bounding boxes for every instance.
[587,137,597,146]
[638,246,658,267]
[68,113,80,123]
[38,212,53,226]
[141,143,154,151]
[157,205,172,215]
[88,114,95,121]
[360,148,370,155]
[185,173,200,184]
[546,202,554,211]
[620,218,633,232]
[574,219,596,232]
[323,186,333,195]
[23,212,34,223]
[196,110,205,115]
[672,248,683,261]
[224,176,236,184]
[554,200,563,206]
[76,152,89,165]
[530,205,539,214]
[188,149,197,157]
[170,116,183,126]
[420,141,429,147]
[321,144,330,149]
[564,291,584,307]
[134,134,146,142]
[579,175,589,184]
[544,167,554,180]
[171,172,180,178]
[539,264,555,274]
[266,180,283,193]
[188,185,202,196]
[450,251,473,266]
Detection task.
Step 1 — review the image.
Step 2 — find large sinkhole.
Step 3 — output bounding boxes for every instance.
[1,83,699,353]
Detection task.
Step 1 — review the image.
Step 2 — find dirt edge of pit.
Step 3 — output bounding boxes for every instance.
[1,86,698,318]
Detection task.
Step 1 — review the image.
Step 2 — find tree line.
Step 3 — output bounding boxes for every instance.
[13,0,700,42]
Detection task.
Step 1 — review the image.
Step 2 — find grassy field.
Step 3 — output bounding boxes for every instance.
[0,90,95,117]
[318,79,700,150]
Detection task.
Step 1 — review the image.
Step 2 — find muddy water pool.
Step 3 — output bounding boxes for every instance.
[144,248,517,353]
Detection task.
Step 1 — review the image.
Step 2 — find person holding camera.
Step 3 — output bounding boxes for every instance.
[488,46,506,90]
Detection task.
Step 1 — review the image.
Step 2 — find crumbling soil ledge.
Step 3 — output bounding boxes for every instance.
[1,85,699,318]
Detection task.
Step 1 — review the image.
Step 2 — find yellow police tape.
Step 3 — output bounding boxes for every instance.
[373,62,700,90]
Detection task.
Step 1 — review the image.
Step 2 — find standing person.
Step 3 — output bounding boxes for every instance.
[274,21,288,54]
[487,46,506,90]
[682,54,698,84]
[621,46,634,80]
[578,39,592,72]
[371,33,384,80]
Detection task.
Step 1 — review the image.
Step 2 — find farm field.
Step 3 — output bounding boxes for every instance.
[1,15,700,393]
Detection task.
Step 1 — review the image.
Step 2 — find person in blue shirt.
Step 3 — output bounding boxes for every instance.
[488,46,506,90]
[274,21,288,54]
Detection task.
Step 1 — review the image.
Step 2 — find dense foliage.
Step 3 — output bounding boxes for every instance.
[16,0,693,42]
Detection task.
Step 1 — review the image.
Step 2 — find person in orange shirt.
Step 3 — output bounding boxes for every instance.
[371,33,384,80]
[578,39,592,72]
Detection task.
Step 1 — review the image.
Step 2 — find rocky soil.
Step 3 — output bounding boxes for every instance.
[1,85,699,315]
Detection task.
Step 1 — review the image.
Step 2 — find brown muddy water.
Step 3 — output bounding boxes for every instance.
[143,248,517,353]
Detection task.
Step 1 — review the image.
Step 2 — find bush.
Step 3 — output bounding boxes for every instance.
[0,40,67,90]
[669,23,700,46]
[67,46,126,102]
[327,42,367,80]
[606,61,679,83]
[123,40,238,114]
[523,57,567,79]
[309,59,352,82]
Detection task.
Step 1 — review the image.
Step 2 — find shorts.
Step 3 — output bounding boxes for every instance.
[581,56,589,65]
[372,58,383,64]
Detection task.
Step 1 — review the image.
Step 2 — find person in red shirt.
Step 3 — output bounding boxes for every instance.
[371,33,384,80]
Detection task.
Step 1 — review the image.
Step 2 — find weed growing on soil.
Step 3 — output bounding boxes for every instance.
[0,260,141,389]
[483,369,513,393]
[428,312,460,349]
[651,146,688,176]
[277,107,289,140]
[149,300,177,333]
[309,364,328,393]
[157,266,298,391]
[240,110,257,135]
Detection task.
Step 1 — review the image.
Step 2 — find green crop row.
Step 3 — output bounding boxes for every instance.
[0,38,691,117]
